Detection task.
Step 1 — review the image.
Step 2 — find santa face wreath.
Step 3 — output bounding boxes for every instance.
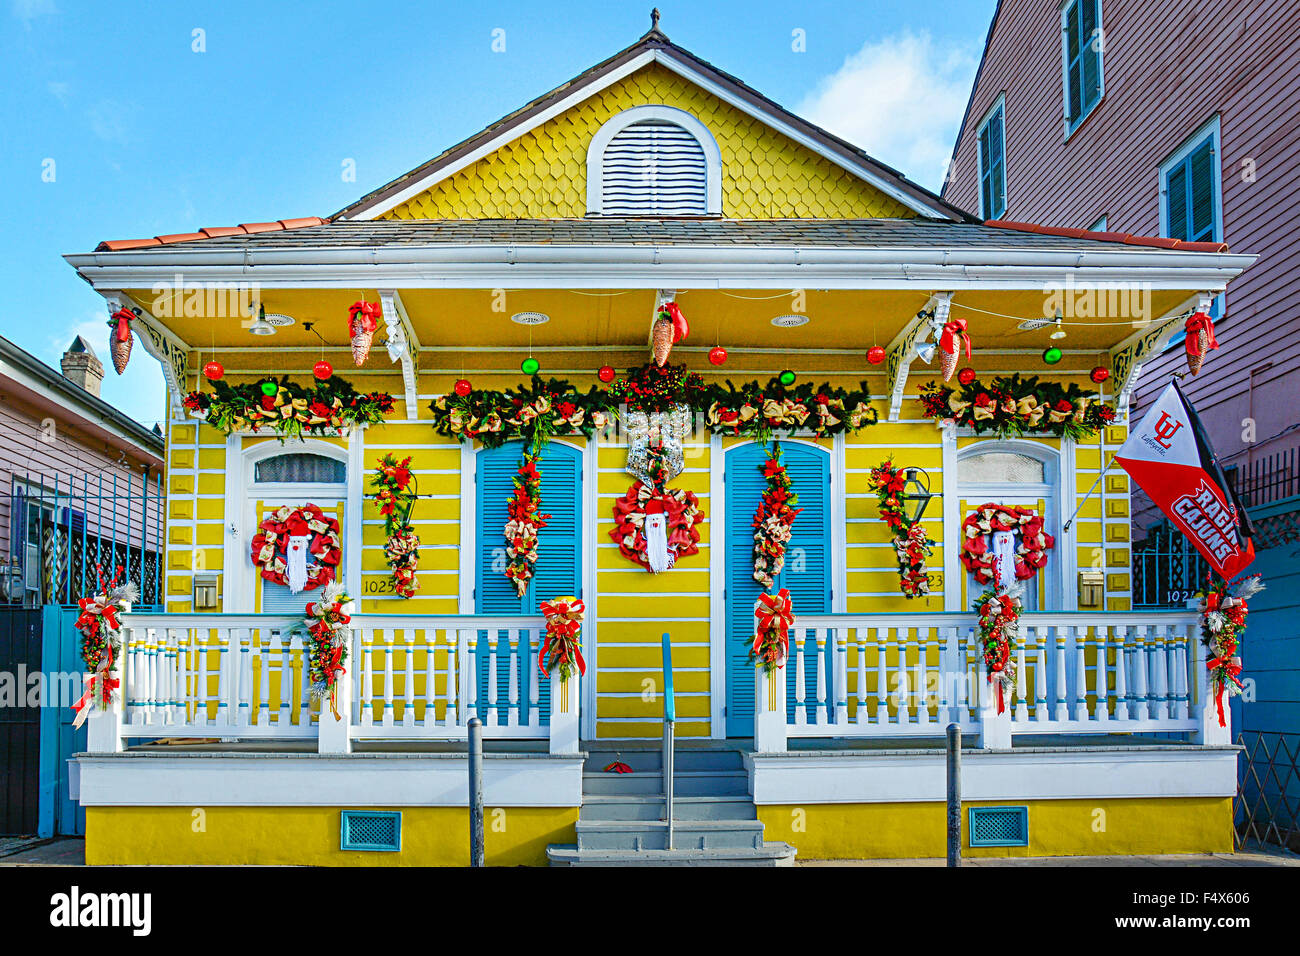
[752,442,802,590]
[610,441,704,573]
[71,570,138,728]
[251,503,342,594]
[960,503,1054,586]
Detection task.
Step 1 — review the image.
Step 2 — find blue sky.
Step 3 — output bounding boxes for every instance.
[3,0,995,429]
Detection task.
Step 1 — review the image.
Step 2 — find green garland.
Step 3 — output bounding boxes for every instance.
[183,376,394,441]
[428,376,617,454]
[918,374,1116,441]
[610,363,710,415]
[705,377,878,444]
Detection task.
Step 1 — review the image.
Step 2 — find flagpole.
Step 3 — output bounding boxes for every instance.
[1063,453,1120,532]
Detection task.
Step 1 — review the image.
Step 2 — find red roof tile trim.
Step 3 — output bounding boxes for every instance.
[984,219,1229,253]
[95,217,328,252]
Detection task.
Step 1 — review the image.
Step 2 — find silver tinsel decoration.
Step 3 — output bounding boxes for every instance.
[625,405,693,483]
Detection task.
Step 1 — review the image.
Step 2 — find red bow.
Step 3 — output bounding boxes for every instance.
[1208,656,1243,727]
[539,597,586,677]
[349,300,382,334]
[1185,311,1219,357]
[939,319,971,359]
[661,302,690,343]
[110,307,135,343]
[753,589,794,665]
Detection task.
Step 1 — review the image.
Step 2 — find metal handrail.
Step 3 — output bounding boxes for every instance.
[661,632,675,850]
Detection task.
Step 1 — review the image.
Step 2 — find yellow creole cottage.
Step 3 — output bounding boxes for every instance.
[63,19,1254,865]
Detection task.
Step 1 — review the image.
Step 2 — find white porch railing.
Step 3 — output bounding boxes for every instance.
[754,610,1227,752]
[88,613,580,755]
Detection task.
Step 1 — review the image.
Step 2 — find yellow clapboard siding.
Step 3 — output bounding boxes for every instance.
[598,721,711,739]
[594,695,711,719]
[597,645,710,669]
[599,595,711,618]
[597,569,710,592]
[596,671,711,694]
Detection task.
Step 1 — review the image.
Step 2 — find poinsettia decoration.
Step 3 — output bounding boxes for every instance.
[919,373,1115,441]
[71,568,138,729]
[974,583,1021,715]
[752,442,803,590]
[504,453,550,597]
[184,376,393,441]
[429,376,615,453]
[370,454,420,598]
[303,582,355,720]
[1199,574,1265,727]
[706,377,878,444]
[961,504,1054,586]
[610,442,704,572]
[869,459,934,598]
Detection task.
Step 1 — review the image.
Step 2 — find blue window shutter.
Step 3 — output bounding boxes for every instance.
[979,106,1005,219]
[10,487,24,582]
[1064,0,1102,128]
[474,442,582,722]
[725,442,832,735]
[1163,134,1220,350]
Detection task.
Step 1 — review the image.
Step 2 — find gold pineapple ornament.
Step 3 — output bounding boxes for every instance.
[1183,311,1218,376]
[108,306,137,375]
[650,301,689,367]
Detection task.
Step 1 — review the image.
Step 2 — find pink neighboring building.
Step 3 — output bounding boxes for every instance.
[942,0,1300,538]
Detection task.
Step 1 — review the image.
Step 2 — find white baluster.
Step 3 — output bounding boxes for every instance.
[814,628,828,725]
[793,628,808,727]
[1094,625,1110,723]
[874,626,889,724]
[1173,625,1190,720]
[258,630,271,726]
[939,627,957,725]
[403,630,417,727]
[508,629,521,727]
[293,634,309,727]
[450,629,465,726]
[1131,625,1150,720]
[275,633,290,726]
[1034,626,1049,723]
[834,628,850,727]
[1152,624,1170,721]
[1113,626,1129,721]
[359,629,374,727]
[219,628,234,726]
[855,630,868,725]
[238,628,253,727]
[527,628,540,727]
[895,628,911,725]
[380,629,395,727]
[1073,626,1089,721]
[964,627,978,718]
[915,628,930,727]
[142,629,156,723]
[423,630,437,726]
[1054,626,1069,721]
[196,630,210,726]
[487,630,500,726]
[1014,629,1029,723]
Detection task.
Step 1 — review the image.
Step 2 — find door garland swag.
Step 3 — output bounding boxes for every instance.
[752,588,794,674]
[303,583,355,720]
[919,374,1115,441]
[1199,574,1264,727]
[429,376,615,453]
[869,459,935,598]
[752,442,802,590]
[184,376,394,441]
[251,504,342,593]
[610,441,704,573]
[504,452,549,597]
[974,582,1021,715]
[539,596,586,679]
[960,503,1054,586]
[370,454,420,598]
[71,570,138,728]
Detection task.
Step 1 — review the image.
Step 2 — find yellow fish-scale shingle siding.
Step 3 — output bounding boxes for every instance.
[381,64,913,221]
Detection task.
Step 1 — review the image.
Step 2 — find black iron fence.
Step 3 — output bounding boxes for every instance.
[1228,442,1299,509]
[1235,731,1300,853]
[4,469,164,608]
[1133,520,1209,609]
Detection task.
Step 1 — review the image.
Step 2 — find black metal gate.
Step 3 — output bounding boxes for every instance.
[0,607,41,835]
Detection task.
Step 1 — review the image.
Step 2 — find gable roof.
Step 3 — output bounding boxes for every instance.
[333,24,974,223]
[941,0,1004,203]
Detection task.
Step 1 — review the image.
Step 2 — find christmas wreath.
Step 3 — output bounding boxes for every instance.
[610,443,704,572]
[184,376,394,441]
[303,583,355,720]
[370,454,419,598]
[1199,575,1265,727]
[752,442,802,590]
[429,376,615,453]
[504,453,549,597]
[869,459,935,598]
[960,503,1054,586]
[71,570,138,728]
[974,584,1021,714]
[250,504,342,593]
[919,373,1115,441]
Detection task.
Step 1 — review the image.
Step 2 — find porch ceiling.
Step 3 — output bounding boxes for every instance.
[125,286,1201,354]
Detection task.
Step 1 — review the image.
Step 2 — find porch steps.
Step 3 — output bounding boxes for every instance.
[546,747,795,866]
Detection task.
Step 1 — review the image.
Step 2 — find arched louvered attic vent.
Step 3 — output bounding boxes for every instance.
[587,105,722,217]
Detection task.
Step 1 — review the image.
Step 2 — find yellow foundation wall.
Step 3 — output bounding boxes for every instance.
[86,805,577,867]
[381,63,913,221]
[758,797,1232,860]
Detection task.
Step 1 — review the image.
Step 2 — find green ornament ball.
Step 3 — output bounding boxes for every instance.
[1042,347,1063,365]
[260,381,278,396]
[778,369,797,386]
[521,357,540,375]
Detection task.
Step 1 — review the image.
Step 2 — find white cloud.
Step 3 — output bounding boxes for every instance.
[39,312,167,431]
[47,80,71,105]
[12,0,56,26]
[797,31,980,194]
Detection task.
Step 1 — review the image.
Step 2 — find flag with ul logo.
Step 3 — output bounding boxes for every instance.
[1115,381,1255,579]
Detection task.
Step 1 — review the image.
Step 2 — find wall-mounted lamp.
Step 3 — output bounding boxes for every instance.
[899,466,941,526]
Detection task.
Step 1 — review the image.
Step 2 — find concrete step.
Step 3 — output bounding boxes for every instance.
[547,842,796,867]
[582,772,665,796]
[675,769,749,797]
[584,747,746,773]
[575,818,767,851]
[581,795,757,822]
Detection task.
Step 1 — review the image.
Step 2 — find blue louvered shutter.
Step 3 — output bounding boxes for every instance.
[1164,134,1221,350]
[475,442,582,723]
[1064,0,1102,130]
[725,442,832,735]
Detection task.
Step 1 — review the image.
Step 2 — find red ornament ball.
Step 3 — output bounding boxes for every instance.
[1090,365,1110,384]
[708,346,728,366]
[313,360,333,381]
[866,346,886,365]
[454,378,473,397]
[957,367,977,386]
[597,365,616,383]
[203,361,224,381]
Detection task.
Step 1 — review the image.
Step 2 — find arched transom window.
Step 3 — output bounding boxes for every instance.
[586,105,722,217]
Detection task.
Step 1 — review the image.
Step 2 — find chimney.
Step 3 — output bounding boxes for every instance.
[61,335,105,397]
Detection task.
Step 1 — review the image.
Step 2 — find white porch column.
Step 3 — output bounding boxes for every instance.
[86,701,124,753]
[317,631,354,754]
[1192,650,1232,746]
[549,671,580,754]
[978,675,1012,749]
[754,665,788,753]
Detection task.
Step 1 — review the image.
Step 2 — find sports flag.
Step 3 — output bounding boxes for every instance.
[1114,381,1255,579]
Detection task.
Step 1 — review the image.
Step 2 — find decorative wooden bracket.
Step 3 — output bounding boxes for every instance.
[103,290,191,422]
[377,289,420,420]
[886,292,952,422]
[1109,291,1211,420]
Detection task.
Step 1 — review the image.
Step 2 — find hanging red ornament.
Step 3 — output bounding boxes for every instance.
[957,367,977,386]
[1089,365,1110,384]
[866,345,886,365]
[454,378,473,397]
[203,361,224,381]
[708,346,728,366]
[597,365,616,383]
[313,360,333,381]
